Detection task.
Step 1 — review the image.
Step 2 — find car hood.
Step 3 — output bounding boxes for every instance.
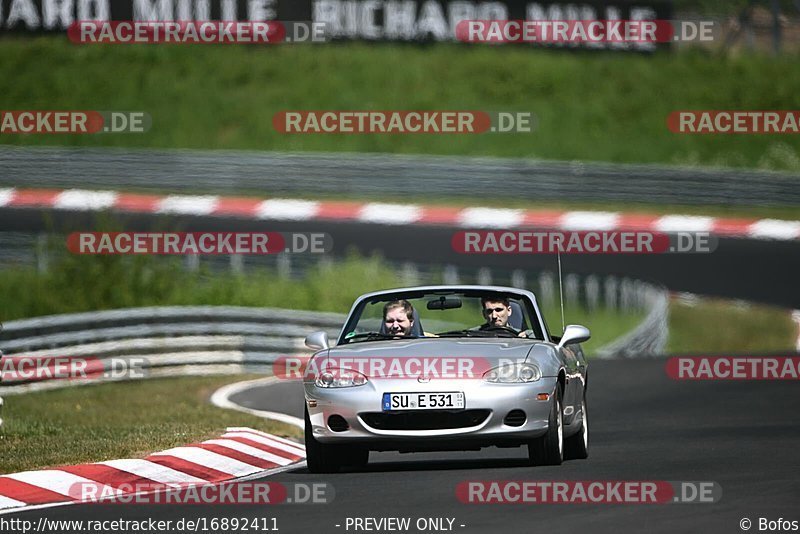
[314,338,560,378]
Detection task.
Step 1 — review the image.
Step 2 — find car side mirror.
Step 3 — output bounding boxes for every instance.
[305,331,330,351]
[557,325,591,349]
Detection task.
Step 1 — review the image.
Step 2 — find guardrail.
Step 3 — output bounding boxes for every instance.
[0,307,344,396]
[0,307,343,348]
[594,286,670,359]
[1,146,797,206]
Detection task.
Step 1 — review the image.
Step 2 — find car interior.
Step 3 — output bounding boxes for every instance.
[346,293,538,342]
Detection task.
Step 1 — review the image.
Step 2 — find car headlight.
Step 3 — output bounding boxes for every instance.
[315,369,368,388]
[483,363,542,383]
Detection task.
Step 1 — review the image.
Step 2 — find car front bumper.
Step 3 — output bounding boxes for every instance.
[304,377,558,449]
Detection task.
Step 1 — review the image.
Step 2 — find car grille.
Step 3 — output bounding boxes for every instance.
[361,410,490,431]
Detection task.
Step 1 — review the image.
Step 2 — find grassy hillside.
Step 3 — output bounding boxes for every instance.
[0,37,799,170]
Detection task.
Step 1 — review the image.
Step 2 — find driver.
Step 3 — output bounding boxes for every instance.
[480,295,534,338]
[383,299,416,337]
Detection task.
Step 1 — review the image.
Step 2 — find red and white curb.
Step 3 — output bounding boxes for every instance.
[1,188,798,240]
[0,427,305,515]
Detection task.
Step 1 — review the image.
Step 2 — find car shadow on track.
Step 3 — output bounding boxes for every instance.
[297,453,540,474]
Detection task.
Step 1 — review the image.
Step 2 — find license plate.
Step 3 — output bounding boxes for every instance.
[382,392,465,411]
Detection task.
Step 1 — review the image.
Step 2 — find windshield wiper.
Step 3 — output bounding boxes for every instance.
[436,329,493,338]
[437,329,521,338]
[344,332,415,343]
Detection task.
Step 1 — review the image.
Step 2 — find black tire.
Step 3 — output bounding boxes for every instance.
[564,394,589,460]
[341,446,369,470]
[304,408,369,473]
[528,382,564,466]
[304,408,343,473]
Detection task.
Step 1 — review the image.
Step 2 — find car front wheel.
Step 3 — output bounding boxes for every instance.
[304,408,368,473]
[528,382,564,466]
[564,394,589,460]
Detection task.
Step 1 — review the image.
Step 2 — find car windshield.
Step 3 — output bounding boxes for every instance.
[339,290,543,344]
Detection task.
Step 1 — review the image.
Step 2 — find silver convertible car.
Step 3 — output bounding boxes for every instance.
[302,285,590,473]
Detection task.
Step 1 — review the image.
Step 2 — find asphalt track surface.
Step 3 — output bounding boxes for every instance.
[10,359,800,534]
[3,208,800,533]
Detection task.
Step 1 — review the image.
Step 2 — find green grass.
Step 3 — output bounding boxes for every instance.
[0,251,398,321]
[1,37,800,171]
[667,297,797,353]
[541,306,644,354]
[0,375,300,474]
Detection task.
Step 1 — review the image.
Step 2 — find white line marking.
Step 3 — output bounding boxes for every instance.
[458,207,524,228]
[748,219,800,240]
[157,195,219,215]
[655,215,715,233]
[359,203,421,225]
[0,501,75,516]
[0,495,27,510]
[256,199,319,220]
[560,211,620,231]
[210,377,304,429]
[0,188,15,207]
[54,190,118,211]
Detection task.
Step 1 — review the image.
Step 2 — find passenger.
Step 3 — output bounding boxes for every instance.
[383,299,416,338]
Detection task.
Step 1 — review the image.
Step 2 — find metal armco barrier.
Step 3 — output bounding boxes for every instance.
[594,285,669,359]
[1,146,796,206]
[0,306,344,395]
[0,306,343,354]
